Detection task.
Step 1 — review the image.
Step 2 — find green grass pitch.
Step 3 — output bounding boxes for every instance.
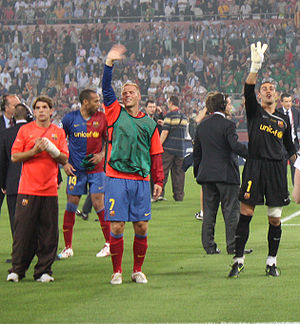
[1,169,300,323]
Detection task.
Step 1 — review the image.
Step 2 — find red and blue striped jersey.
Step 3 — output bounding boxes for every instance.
[62,110,107,173]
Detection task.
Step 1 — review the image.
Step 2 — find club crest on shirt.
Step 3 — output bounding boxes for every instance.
[244,193,250,200]
[92,121,99,127]
[278,121,284,128]
[22,199,29,206]
[110,210,115,216]
[69,185,74,191]
[51,133,58,140]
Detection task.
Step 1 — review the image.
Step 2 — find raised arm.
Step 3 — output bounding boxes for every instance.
[102,44,127,107]
[245,41,268,85]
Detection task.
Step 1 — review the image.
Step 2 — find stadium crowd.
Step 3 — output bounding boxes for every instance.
[1,0,299,24]
[0,1,299,128]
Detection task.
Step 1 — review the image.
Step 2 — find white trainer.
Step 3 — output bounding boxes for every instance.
[131,271,148,284]
[36,273,54,282]
[96,243,110,257]
[110,272,122,285]
[58,247,74,259]
[7,272,19,282]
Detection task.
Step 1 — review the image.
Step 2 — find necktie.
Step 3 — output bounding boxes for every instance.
[289,110,296,142]
[9,119,14,128]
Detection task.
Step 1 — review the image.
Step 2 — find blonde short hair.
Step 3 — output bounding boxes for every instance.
[121,81,140,94]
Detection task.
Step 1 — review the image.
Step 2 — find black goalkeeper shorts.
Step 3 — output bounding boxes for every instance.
[239,159,289,207]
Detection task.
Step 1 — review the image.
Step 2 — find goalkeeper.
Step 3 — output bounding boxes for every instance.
[228,42,297,278]
[58,89,110,260]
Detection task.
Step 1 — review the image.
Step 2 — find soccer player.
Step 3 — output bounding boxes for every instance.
[102,44,164,284]
[59,89,110,259]
[228,42,297,278]
[7,95,69,282]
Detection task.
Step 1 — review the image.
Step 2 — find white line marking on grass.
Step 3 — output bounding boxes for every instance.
[282,224,300,226]
[282,210,300,223]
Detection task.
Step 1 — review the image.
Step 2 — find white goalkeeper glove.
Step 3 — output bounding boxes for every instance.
[42,137,60,158]
[250,41,268,73]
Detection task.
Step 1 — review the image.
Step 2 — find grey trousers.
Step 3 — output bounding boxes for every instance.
[201,182,240,253]
[162,151,185,201]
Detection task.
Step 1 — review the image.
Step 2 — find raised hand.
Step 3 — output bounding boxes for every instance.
[106,44,127,67]
[250,41,268,73]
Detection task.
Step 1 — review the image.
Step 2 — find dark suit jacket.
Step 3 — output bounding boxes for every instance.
[0,122,27,195]
[193,113,248,185]
[0,115,6,131]
[277,106,300,150]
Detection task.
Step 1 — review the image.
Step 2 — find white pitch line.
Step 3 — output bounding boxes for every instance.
[281,210,300,223]
[282,224,300,226]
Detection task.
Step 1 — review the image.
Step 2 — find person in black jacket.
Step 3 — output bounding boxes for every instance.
[277,93,300,185]
[0,94,20,219]
[193,93,248,254]
[0,104,28,240]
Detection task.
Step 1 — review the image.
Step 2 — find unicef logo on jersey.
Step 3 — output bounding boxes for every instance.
[74,131,100,138]
[259,124,283,139]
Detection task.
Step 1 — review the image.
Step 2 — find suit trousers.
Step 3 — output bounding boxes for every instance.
[0,191,4,215]
[10,194,58,280]
[7,194,17,237]
[82,193,92,214]
[201,182,240,253]
[289,140,299,185]
[162,151,185,201]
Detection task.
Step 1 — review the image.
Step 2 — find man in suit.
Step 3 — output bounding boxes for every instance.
[0,94,20,216]
[0,103,28,239]
[193,93,248,254]
[278,93,300,184]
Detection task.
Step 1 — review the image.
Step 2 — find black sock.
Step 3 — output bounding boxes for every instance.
[235,214,252,258]
[268,223,282,257]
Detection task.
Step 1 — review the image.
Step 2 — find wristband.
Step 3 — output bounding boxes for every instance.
[250,62,261,73]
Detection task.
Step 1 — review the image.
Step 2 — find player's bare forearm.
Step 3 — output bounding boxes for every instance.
[11,138,46,162]
[54,153,68,166]
[12,150,34,163]
[63,162,76,176]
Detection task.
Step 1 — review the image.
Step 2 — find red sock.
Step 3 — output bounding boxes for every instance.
[133,235,148,273]
[110,234,124,273]
[97,210,110,243]
[63,210,75,248]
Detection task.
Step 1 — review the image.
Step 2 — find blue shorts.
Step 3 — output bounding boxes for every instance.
[104,177,151,222]
[67,172,105,195]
